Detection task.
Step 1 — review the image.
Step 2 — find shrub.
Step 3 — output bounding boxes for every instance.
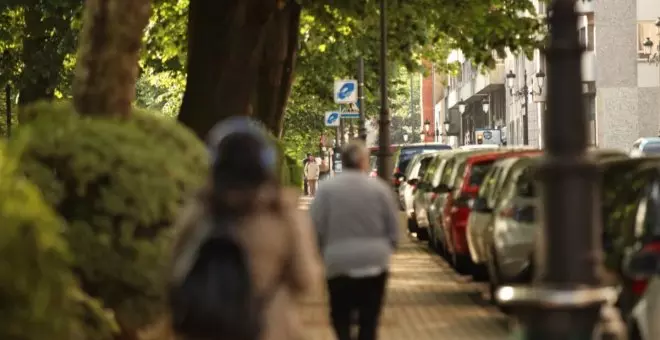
[0,140,76,339]
[14,101,208,334]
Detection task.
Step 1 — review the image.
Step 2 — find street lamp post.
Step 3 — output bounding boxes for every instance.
[377,0,392,181]
[498,0,622,339]
[506,69,546,145]
[358,57,367,141]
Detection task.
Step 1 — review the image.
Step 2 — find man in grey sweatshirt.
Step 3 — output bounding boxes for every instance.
[309,141,400,340]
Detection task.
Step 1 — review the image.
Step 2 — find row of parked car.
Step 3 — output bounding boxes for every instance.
[376,142,660,340]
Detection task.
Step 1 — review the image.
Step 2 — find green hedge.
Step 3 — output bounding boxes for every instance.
[13,101,208,334]
[0,140,78,339]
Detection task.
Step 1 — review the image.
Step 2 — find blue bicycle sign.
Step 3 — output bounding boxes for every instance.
[333,80,358,104]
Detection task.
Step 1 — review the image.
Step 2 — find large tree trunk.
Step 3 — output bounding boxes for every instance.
[178,0,279,139]
[253,1,301,137]
[72,0,151,118]
[18,2,77,106]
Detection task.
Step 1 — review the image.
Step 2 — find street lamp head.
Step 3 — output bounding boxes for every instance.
[535,70,546,91]
[443,120,450,133]
[423,119,431,133]
[644,37,654,55]
[457,99,466,114]
[481,98,490,114]
[506,70,516,90]
[403,133,409,142]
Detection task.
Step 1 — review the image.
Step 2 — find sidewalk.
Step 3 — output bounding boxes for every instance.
[298,196,510,340]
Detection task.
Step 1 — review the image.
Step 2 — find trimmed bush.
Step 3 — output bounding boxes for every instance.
[14,101,208,334]
[0,140,76,339]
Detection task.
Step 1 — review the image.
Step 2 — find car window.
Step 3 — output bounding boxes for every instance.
[479,166,501,198]
[404,155,422,177]
[602,164,649,252]
[496,165,528,208]
[416,157,434,179]
[440,158,455,185]
[642,142,660,155]
[514,167,537,198]
[421,156,441,184]
[469,160,496,186]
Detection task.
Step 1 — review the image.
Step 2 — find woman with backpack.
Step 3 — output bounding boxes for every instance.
[169,117,322,340]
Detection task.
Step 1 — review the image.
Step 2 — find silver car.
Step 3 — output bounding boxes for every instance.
[399,153,436,220]
[486,157,538,298]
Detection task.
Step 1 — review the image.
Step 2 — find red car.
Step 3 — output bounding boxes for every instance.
[442,149,542,273]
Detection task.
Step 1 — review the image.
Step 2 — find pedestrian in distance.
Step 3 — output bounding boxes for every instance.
[309,140,400,340]
[168,117,323,340]
[304,154,320,196]
[303,153,311,195]
[319,156,331,181]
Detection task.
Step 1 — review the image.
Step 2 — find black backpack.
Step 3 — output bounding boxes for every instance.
[169,217,283,340]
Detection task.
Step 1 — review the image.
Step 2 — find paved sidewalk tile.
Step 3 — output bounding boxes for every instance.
[299,198,510,340]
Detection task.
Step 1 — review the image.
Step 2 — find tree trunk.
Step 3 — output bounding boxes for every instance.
[18,2,76,107]
[178,0,278,139]
[72,0,151,118]
[254,1,301,137]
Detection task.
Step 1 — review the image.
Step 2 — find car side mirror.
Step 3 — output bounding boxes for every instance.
[624,245,660,279]
[434,183,451,193]
[472,197,492,213]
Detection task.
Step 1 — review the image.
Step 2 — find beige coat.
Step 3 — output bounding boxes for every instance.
[304,161,320,180]
[170,187,323,340]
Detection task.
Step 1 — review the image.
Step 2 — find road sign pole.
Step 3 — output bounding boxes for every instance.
[358,56,367,141]
[377,0,391,182]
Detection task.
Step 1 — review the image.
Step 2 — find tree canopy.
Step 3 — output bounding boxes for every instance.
[0,0,544,152]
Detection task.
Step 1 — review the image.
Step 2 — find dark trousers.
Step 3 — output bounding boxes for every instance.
[327,272,388,340]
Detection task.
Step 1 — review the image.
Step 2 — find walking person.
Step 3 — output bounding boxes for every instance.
[309,141,400,340]
[319,157,330,181]
[168,117,322,340]
[303,153,311,195]
[304,154,320,196]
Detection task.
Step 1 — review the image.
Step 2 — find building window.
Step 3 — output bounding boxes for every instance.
[637,21,659,58]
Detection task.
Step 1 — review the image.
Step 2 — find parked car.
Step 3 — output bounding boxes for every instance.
[409,152,453,239]
[630,137,660,157]
[428,149,508,256]
[467,154,540,280]
[624,170,660,340]
[483,149,629,301]
[398,152,438,214]
[443,150,541,273]
[392,143,452,190]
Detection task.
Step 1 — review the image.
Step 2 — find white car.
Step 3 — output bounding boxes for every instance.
[398,153,436,217]
[630,137,660,158]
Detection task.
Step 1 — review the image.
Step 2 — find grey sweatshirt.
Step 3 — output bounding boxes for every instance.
[309,170,400,278]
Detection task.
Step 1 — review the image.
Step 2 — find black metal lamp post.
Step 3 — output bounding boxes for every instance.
[506,69,546,145]
[377,0,392,181]
[497,0,623,339]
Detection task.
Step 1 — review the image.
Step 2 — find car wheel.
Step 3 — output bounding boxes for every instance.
[407,217,418,234]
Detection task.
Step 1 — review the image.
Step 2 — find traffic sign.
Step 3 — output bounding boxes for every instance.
[324,111,340,126]
[334,79,358,104]
[341,112,360,119]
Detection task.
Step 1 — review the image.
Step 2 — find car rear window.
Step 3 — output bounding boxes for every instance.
[468,161,495,186]
[397,145,451,168]
[642,143,660,155]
